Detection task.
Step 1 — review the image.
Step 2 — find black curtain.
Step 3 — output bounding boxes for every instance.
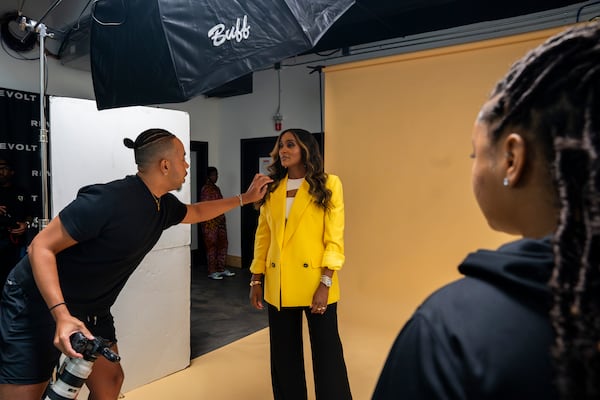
[0,87,50,238]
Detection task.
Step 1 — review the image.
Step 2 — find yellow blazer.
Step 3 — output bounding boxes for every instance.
[250,174,345,310]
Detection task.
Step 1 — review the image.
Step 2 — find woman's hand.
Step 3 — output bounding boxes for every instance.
[249,285,264,310]
[249,274,264,310]
[310,285,329,314]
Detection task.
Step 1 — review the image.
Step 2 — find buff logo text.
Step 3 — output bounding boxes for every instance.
[208,15,250,47]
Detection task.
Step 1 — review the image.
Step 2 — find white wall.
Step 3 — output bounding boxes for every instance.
[0,52,95,100]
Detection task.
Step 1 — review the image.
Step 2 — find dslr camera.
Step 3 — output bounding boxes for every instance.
[43,332,121,400]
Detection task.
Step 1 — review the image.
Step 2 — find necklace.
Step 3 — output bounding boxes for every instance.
[152,194,161,211]
[137,174,161,211]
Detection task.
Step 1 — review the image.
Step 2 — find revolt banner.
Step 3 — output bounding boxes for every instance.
[90,0,355,110]
[0,87,49,237]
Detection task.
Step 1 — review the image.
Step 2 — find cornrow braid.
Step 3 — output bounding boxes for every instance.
[481,22,600,399]
[123,128,176,167]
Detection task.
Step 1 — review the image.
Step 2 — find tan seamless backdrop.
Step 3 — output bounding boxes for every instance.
[323,26,565,367]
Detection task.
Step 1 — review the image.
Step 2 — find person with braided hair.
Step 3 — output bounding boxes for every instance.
[0,128,272,400]
[373,21,600,400]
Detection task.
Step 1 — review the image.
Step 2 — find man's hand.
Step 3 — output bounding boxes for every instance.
[53,313,95,358]
[242,174,273,204]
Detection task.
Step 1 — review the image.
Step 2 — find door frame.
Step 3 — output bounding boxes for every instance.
[190,140,208,267]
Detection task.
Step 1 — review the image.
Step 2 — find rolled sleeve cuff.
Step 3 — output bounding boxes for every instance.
[322,251,345,270]
[249,260,266,274]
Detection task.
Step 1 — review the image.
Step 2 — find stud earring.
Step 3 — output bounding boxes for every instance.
[503,177,509,187]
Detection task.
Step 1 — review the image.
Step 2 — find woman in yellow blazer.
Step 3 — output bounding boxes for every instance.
[249,128,352,400]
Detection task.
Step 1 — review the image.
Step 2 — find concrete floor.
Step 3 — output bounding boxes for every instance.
[190,265,268,358]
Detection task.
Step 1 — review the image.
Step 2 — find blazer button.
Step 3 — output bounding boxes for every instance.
[271,262,276,268]
[303,263,308,268]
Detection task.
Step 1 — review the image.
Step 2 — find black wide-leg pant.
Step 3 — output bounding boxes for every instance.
[267,303,352,400]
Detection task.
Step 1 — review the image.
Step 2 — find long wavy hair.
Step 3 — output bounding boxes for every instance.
[255,128,331,210]
[479,22,600,399]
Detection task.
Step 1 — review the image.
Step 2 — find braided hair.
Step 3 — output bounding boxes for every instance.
[256,128,331,210]
[480,22,600,399]
[123,128,176,169]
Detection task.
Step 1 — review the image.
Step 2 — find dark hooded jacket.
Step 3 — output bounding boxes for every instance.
[372,237,558,400]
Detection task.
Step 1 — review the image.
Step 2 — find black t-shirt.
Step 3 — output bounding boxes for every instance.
[15,175,187,312]
[372,238,557,400]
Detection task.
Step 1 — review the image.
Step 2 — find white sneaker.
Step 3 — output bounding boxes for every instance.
[208,272,224,280]
[219,269,236,277]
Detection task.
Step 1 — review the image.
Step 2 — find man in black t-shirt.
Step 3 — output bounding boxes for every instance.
[0,129,272,400]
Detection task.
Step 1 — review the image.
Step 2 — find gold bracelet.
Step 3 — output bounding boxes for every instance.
[249,280,262,287]
[237,194,244,207]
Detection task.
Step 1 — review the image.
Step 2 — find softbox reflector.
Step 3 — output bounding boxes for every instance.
[90,0,355,110]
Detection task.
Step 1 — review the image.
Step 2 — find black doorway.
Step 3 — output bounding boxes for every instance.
[240,132,324,269]
[190,141,208,267]
[240,136,276,269]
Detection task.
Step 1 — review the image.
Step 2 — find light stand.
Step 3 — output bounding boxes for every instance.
[17,3,60,231]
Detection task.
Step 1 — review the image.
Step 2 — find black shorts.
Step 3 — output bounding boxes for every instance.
[0,273,117,385]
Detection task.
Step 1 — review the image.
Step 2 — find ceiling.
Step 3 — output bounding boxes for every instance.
[0,0,591,62]
[314,0,587,53]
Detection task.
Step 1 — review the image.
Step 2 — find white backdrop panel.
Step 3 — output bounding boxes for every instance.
[49,97,191,249]
[49,96,191,394]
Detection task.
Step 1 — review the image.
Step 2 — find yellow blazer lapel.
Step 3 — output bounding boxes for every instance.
[283,179,311,245]
[270,179,287,249]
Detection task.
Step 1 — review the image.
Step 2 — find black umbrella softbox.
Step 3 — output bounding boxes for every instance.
[90,0,354,110]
